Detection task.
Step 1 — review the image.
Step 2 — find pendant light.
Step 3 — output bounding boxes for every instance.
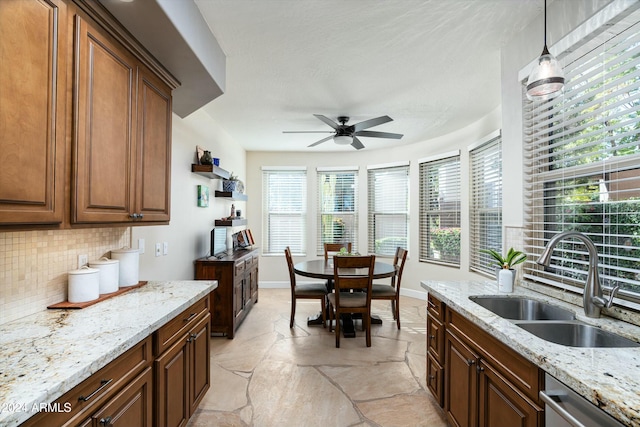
[526,0,564,100]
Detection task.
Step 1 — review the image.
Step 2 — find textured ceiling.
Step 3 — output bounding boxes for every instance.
[195,0,544,152]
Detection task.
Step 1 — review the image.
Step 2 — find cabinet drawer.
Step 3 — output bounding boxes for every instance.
[21,336,152,427]
[154,297,209,355]
[446,308,543,403]
[427,293,444,321]
[427,314,445,363]
[234,261,245,277]
[427,352,444,408]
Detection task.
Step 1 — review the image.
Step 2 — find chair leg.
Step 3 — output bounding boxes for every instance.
[395,298,401,330]
[320,297,326,328]
[335,311,341,348]
[391,301,396,319]
[328,303,333,332]
[365,313,371,347]
[290,299,296,328]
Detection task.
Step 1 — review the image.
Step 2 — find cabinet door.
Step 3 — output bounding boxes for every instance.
[427,315,445,362]
[249,260,259,302]
[73,14,137,223]
[91,367,153,427]
[0,0,67,224]
[188,315,211,415]
[445,331,479,427]
[155,335,189,427]
[478,360,541,427]
[135,65,172,222]
[427,352,444,407]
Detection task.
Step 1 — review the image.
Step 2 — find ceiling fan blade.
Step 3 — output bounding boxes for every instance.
[355,130,404,139]
[283,131,334,134]
[308,135,334,147]
[313,114,339,129]
[352,115,393,132]
[351,136,365,150]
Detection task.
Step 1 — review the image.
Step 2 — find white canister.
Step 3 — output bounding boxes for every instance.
[89,257,120,294]
[498,269,515,293]
[68,267,100,303]
[111,247,140,287]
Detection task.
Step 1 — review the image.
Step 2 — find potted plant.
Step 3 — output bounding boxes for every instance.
[480,248,527,292]
[223,172,239,192]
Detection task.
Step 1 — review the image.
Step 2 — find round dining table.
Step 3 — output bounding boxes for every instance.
[293,259,396,337]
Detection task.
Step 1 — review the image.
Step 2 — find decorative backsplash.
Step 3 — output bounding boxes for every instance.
[0,228,130,325]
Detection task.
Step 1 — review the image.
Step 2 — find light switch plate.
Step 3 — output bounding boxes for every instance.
[155,243,162,257]
[138,238,145,254]
[163,242,168,255]
[78,254,88,269]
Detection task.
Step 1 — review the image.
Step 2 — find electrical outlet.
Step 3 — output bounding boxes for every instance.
[155,243,162,257]
[163,242,168,256]
[78,254,88,269]
[138,238,145,254]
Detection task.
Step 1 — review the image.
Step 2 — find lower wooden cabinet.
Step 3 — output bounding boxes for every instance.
[194,248,259,339]
[426,293,544,427]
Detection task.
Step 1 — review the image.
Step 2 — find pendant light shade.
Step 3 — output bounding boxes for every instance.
[526,0,564,101]
[334,135,352,145]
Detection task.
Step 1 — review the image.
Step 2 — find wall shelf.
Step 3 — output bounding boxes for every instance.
[191,164,230,180]
[214,191,247,201]
[215,218,247,227]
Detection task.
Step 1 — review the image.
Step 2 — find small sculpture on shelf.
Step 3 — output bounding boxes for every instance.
[230,204,235,218]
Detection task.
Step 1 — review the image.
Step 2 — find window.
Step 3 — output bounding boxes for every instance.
[469,133,502,275]
[317,168,358,255]
[262,168,306,255]
[367,164,409,256]
[523,7,640,305]
[419,153,461,266]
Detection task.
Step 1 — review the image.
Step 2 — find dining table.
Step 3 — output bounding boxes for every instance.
[293,258,396,338]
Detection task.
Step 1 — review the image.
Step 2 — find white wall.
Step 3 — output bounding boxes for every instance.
[133,109,246,280]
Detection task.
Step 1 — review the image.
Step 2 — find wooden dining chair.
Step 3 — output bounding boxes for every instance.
[328,254,375,348]
[324,242,352,261]
[285,247,328,328]
[371,247,407,329]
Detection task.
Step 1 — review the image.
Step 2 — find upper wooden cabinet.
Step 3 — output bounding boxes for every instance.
[73,14,172,224]
[0,0,67,225]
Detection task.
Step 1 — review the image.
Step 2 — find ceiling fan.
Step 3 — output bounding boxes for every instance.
[283,114,403,150]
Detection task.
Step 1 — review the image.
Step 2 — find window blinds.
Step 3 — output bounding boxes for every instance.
[317,168,359,255]
[523,8,640,303]
[367,164,409,256]
[262,168,307,255]
[419,154,461,265]
[469,135,502,275]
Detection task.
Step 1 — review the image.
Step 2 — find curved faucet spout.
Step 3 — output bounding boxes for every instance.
[536,231,611,318]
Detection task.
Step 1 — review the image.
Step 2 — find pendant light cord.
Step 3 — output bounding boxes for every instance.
[544,0,548,47]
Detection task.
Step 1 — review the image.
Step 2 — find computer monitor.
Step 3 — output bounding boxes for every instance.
[211,228,227,258]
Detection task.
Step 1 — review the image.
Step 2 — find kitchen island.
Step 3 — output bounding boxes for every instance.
[0,280,216,427]
[422,280,640,427]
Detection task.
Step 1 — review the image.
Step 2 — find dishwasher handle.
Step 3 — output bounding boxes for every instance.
[540,390,586,427]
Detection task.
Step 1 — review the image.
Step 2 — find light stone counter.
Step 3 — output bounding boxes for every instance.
[421,280,640,426]
[0,280,216,427]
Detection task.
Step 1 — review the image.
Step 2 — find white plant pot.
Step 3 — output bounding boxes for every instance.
[498,269,515,293]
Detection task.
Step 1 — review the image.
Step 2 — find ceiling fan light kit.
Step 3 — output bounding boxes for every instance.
[283,114,403,150]
[526,0,565,101]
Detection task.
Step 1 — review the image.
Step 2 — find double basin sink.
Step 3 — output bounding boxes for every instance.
[469,296,639,348]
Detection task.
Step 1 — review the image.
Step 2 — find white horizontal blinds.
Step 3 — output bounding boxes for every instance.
[419,155,461,265]
[262,169,306,255]
[523,8,640,301]
[469,136,502,275]
[367,165,409,256]
[317,169,359,255]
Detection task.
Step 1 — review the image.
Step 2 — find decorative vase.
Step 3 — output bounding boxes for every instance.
[222,180,237,192]
[200,151,213,165]
[498,269,515,293]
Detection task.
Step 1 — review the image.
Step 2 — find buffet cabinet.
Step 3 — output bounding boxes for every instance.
[426,293,544,427]
[0,0,177,227]
[21,297,210,427]
[194,248,259,339]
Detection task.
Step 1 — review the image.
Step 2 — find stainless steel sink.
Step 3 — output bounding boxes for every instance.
[517,321,640,348]
[469,296,575,321]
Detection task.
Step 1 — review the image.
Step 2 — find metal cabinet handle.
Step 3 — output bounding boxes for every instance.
[78,379,112,402]
[129,213,139,219]
[429,334,436,340]
[477,365,485,373]
[540,390,586,427]
[466,359,475,366]
[99,416,112,426]
[138,213,144,219]
[428,374,435,381]
[184,312,197,322]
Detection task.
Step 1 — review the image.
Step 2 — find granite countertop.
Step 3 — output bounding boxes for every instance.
[0,280,216,427]
[421,280,640,427]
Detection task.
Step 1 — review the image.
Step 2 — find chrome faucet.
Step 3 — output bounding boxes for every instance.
[537,231,620,318]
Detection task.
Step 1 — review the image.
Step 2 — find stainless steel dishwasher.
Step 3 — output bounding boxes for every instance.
[541,374,624,427]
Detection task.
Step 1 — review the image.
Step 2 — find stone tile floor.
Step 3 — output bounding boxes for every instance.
[187,288,448,427]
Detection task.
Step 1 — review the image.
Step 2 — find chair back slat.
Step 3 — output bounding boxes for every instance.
[324,242,352,261]
[333,255,375,293]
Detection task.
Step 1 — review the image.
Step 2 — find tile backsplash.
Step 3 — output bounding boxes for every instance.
[0,228,130,325]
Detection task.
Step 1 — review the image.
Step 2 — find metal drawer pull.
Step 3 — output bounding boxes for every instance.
[78,378,112,402]
[99,416,112,426]
[539,390,585,427]
[429,334,436,340]
[184,312,197,322]
[466,359,475,366]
